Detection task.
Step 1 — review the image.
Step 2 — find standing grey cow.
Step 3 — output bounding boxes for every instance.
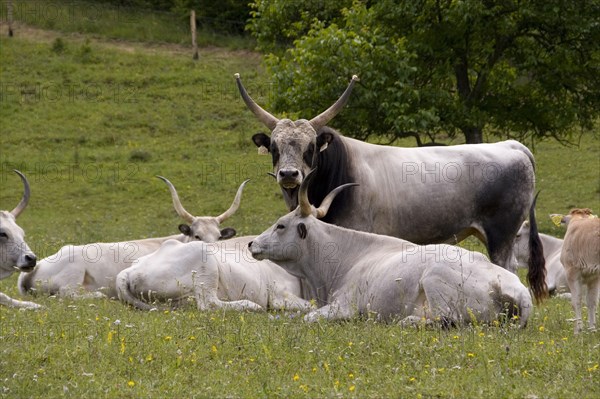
[236,73,547,303]
[0,170,41,309]
[248,170,533,326]
[18,177,247,298]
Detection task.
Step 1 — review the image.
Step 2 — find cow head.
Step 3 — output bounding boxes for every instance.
[513,221,531,269]
[554,208,596,227]
[157,176,248,243]
[0,170,37,279]
[248,169,357,264]
[236,73,358,210]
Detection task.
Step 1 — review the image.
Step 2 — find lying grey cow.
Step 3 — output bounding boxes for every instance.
[248,170,533,326]
[0,170,41,309]
[515,221,568,295]
[116,236,310,312]
[236,73,547,303]
[18,177,248,298]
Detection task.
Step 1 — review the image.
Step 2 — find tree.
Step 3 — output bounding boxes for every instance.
[250,0,600,144]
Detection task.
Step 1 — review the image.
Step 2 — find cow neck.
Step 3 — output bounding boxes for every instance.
[309,129,355,224]
[539,233,563,258]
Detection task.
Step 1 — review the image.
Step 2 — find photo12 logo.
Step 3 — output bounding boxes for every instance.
[0,1,142,25]
[0,82,138,104]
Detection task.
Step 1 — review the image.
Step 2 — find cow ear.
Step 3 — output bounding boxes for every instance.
[252,133,271,154]
[219,227,237,240]
[316,131,334,152]
[178,224,192,236]
[297,223,307,239]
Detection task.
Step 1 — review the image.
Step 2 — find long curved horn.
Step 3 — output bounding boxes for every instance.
[156,176,194,224]
[216,179,250,223]
[235,73,279,130]
[10,170,30,218]
[298,169,317,217]
[315,183,359,219]
[309,75,359,129]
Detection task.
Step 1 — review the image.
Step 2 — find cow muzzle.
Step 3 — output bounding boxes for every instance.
[277,169,301,189]
[247,241,265,260]
[16,253,37,272]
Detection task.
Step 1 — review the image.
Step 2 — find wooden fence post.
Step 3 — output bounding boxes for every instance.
[7,0,14,37]
[190,10,199,60]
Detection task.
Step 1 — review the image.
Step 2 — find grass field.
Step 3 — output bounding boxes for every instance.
[1,24,599,398]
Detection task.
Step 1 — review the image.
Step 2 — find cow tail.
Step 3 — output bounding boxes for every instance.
[116,272,156,311]
[527,191,548,304]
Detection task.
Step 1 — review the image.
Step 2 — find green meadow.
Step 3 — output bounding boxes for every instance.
[1,24,599,398]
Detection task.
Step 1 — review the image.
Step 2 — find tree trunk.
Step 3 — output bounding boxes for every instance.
[463,126,483,144]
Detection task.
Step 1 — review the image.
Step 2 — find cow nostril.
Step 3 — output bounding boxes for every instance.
[278,170,286,177]
[291,171,299,177]
[24,255,37,266]
[248,241,253,248]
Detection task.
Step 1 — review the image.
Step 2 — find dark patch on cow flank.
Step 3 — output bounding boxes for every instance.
[308,127,355,224]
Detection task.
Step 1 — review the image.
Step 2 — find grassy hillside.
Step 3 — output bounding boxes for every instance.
[1,31,599,398]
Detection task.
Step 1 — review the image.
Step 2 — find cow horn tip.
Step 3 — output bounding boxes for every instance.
[351,75,359,81]
[234,73,240,79]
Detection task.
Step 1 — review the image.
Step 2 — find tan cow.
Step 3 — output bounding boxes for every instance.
[559,208,600,333]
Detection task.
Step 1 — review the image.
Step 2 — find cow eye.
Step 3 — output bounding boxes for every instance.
[0,232,7,239]
[194,235,201,240]
[276,224,285,230]
[271,144,280,166]
[303,143,315,166]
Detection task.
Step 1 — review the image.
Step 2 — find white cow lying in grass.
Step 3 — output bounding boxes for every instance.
[558,208,599,333]
[116,236,311,312]
[515,221,568,295]
[0,170,42,309]
[248,170,533,327]
[18,177,248,299]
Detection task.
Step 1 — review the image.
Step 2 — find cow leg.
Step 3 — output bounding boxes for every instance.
[191,268,263,312]
[566,269,584,334]
[269,294,311,312]
[484,225,518,272]
[303,300,353,322]
[585,278,600,331]
[0,292,43,309]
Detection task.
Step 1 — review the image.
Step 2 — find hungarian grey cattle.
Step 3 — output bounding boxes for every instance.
[116,236,311,312]
[18,177,248,298]
[236,73,547,303]
[0,170,41,309]
[248,170,533,326]
[515,222,568,295]
[558,209,599,333]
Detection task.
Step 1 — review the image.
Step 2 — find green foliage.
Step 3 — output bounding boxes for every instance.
[51,37,66,54]
[247,0,353,53]
[1,30,599,398]
[172,0,251,34]
[253,0,600,144]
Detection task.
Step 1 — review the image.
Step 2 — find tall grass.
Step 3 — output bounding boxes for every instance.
[1,0,255,49]
[0,32,599,398]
